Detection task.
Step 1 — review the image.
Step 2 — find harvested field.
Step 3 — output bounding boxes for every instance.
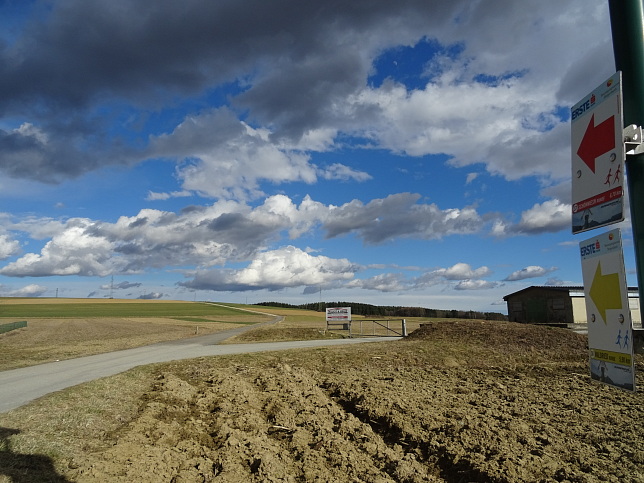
[0,299,275,370]
[1,319,642,482]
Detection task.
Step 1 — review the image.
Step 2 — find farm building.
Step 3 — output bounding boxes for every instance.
[503,286,642,326]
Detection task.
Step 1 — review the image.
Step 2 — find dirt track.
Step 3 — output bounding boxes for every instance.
[66,320,644,482]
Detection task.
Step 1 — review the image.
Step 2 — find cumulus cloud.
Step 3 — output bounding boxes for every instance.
[317,163,372,182]
[491,199,571,236]
[0,219,117,277]
[504,265,558,282]
[347,262,495,293]
[0,0,612,192]
[179,246,358,292]
[346,273,409,292]
[5,284,49,297]
[441,262,491,280]
[323,193,484,243]
[512,200,571,234]
[149,108,319,200]
[0,234,20,259]
[454,280,499,290]
[0,192,482,279]
[0,192,514,281]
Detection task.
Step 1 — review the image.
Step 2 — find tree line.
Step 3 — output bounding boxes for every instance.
[255,301,507,321]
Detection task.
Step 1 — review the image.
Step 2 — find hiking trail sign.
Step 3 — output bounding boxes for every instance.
[571,72,624,234]
[579,228,636,391]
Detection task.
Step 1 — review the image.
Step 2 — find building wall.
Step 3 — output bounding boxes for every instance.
[571,298,587,324]
[629,298,642,325]
[506,288,573,324]
[509,289,644,327]
[572,296,642,326]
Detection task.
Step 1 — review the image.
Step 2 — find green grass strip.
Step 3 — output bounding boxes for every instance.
[0,302,254,319]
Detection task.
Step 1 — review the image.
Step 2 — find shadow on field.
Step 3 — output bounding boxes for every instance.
[0,427,70,483]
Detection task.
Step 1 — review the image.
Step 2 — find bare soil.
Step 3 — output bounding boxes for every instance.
[0,316,268,370]
[47,320,644,482]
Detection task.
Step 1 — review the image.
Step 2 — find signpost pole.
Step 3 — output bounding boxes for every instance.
[609,1,644,311]
[608,0,644,352]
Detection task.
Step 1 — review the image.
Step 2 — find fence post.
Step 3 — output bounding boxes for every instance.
[402,319,407,337]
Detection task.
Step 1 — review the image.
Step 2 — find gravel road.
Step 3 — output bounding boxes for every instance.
[0,324,398,413]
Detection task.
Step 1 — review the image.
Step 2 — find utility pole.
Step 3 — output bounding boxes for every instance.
[609,0,644,347]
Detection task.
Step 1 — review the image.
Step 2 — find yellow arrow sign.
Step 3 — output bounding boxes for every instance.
[589,261,622,323]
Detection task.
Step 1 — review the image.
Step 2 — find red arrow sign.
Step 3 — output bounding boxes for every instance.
[576,114,615,173]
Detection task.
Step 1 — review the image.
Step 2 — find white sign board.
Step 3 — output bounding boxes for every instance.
[579,228,636,391]
[326,307,351,322]
[571,72,624,234]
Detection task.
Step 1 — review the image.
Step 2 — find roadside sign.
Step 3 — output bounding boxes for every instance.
[326,307,351,322]
[572,72,624,234]
[579,228,636,391]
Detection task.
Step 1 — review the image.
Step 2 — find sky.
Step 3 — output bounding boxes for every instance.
[0,0,630,312]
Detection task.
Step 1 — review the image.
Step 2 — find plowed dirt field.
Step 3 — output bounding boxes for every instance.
[63,320,643,482]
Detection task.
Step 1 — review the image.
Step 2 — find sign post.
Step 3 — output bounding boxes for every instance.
[571,72,624,234]
[608,0,644,359]
[579,229,636,391]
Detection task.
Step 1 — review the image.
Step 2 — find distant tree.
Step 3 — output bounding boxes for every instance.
[256,300,507,321]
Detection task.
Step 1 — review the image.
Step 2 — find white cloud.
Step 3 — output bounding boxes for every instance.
[0,234,20,259]
[149,108,319,200]
[454,280,499,290]
[0,219,117,277]
[441,262,491,280]
[346,273,408,292]
[180,246,357,291]
[146,190,192,201]
[15,123,49,144]
[504,265,558,282]
[490,199,572,237]
[317,163,372,182]
[9,217,68,240]
[323,193,484,243]
[348,262,495,294]
[512,199,571,234]
[0,192,520,279]
[5,283,49,297]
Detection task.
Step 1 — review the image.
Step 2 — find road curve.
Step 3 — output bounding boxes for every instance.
[0,323,400,413]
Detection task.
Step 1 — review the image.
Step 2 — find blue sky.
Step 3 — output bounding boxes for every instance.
[0,0,630,312]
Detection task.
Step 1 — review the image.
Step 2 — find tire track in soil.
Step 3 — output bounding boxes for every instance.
[321,381,498,483]
[69,363,439,482]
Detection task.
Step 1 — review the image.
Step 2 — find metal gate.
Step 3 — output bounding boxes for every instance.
[326,319,407,337]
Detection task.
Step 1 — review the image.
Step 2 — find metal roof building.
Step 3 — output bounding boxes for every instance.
[503,286,642,326]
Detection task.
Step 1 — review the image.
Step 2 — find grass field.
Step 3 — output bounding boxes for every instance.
[0,298,425,370]
[0,298,253,318]
[0,299,278,370]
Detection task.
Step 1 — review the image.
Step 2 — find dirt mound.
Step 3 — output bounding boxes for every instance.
[409,319,588,352]
[60,322,644,482]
